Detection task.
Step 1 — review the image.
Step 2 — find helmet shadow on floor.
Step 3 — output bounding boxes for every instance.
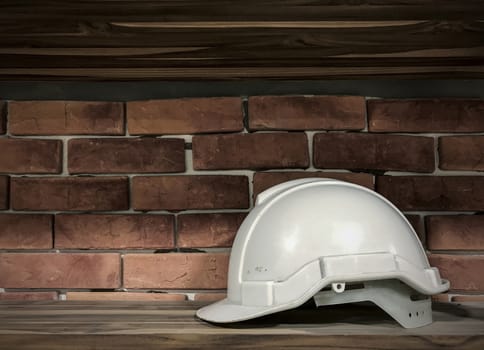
[202,300,471,329]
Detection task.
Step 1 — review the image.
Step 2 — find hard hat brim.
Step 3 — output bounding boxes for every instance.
[196,298,282,323]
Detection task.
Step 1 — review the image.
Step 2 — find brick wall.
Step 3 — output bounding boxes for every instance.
[0,96,483,303]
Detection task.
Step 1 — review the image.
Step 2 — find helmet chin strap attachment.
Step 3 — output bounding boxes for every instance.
[332,282,346,293]
[313,279,432,328]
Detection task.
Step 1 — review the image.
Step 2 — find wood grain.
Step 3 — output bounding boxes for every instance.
[0,1,483,80]
[0,301,483,349]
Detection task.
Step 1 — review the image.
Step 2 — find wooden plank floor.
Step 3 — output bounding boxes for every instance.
[0,301,483,349]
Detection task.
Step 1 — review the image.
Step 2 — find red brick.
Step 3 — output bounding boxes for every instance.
[9,101,124,135]
[11,177,129,211]
[0,253,120,288]
[177,213,246,248]
[132,176,249,211]
[193,133,309,170]
[55,214,174,249]
[127,98,243,135]
[193,293,227,302]
[368,99,484,132]
[451,295,484,302]
[429,254,484,292]
[68,138,185,174]
[432,294,450,302]
[439,136,484,171]
[313,133,434,173]
[0,176,7,209]
[123,253,229,289]
[253,172,374,198]
[248,95,365,131]
[377,176,484,211]
[0,138,62,174]
[0,292,58,301]
[66,292,186,301]
[426,215,484,250]
[0,101,6,134]
[0,214,52,249]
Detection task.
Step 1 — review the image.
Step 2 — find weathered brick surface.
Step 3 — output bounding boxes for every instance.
[11,177,129,211]
[0,176,7,209]
[426,215,484,250]
[193,293,227,302]
[368,99,484,132]
[0,253,120,288]
[253,172,374,198]
[192,133,309,170]
[68,138,185,174]
[439,136,484,171]
[377,176,484,211]
[2,96,484,300]
[123,253,229,289]
[177,213,246,248]
[0,214,52,249]
[0,138,62,174]
[429,254,484,292]
[0,101,6,134]
[66,292,186,301]
[127,98,243,135]
[9,101,124,135]
[313,133,434,172]
[55,214,174,249]
[132,176,249,211]
[248,95,366,130]
[0,292,58,301]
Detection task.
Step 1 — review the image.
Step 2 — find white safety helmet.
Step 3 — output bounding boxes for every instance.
[197,178,449,328]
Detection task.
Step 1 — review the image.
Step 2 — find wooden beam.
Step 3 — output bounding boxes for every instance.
[0,1,483,80]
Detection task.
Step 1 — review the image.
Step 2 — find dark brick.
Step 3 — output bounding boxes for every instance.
[177,213,246,248]
[0,214,52,249]
[377,176,484,211]
[313,133,435,173]
[439,136,484,171]
[11,177,129,211]
[68,138,185,174]
[253,172,374,198]
[426,215,484,250]
[192,133,309,170]
[0,176,7,209]
[55,214,174,249]
[248,95,365,130]
[0,101,6,134]
[9,101,124,135]
[132,176,249,211]
[368,99,484,132]
[405,215,424,243]
[127,98,243,135]
[0,138,62,174]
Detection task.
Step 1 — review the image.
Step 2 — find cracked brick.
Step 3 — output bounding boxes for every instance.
[123,253,229,289]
